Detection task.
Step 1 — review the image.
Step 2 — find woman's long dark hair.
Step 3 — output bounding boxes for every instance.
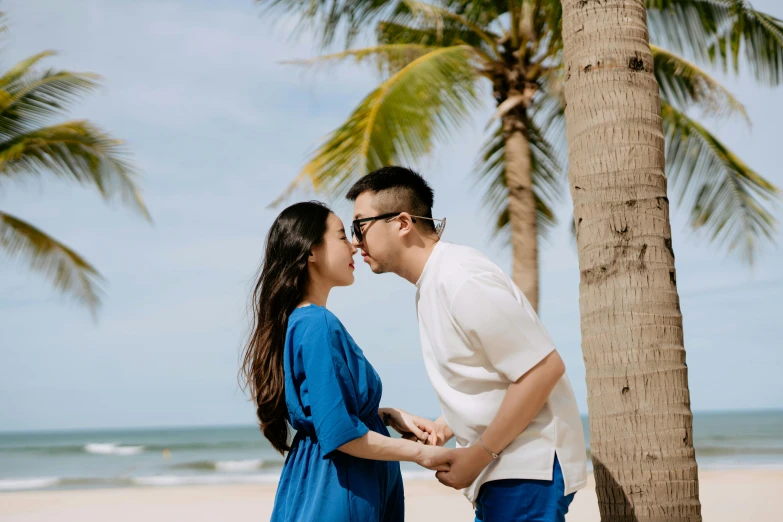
[241,201,332,454]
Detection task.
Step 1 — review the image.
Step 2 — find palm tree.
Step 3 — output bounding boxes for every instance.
[560,0,704,519]
[0,33,149,315]
[259,0,781,312]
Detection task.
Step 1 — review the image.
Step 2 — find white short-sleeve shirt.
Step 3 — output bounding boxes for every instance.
[415,241,587,502]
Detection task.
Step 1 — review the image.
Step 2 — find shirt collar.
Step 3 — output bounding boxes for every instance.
[415,240,446,289]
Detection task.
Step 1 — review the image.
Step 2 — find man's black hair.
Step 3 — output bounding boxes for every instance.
[346,166,435,231]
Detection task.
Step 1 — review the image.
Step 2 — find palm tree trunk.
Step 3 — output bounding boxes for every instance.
[503,113,539,311]
[560,1,702,521]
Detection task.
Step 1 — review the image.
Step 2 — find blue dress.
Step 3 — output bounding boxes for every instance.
[270,305,405,522]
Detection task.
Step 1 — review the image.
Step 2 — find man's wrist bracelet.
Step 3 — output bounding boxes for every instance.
[478,437,500,459]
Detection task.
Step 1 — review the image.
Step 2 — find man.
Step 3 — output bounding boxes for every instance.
[347,166,587,522]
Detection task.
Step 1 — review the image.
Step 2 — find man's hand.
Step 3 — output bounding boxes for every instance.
[435,445,494,490]
[379,408,438,443]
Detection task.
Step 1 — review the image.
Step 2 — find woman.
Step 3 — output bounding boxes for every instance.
[241,201,452,521]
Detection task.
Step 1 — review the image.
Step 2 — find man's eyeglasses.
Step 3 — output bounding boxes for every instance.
[351,212,446,243]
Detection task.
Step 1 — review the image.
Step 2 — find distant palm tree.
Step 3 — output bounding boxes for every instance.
[0,24,149,315]
[259,0,781,311]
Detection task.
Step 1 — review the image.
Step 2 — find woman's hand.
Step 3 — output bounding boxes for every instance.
[416,445,453,471]
[379,408,438,444]
[428,418,455,446]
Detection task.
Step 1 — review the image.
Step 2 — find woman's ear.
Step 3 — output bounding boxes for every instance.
[308,250,316,263]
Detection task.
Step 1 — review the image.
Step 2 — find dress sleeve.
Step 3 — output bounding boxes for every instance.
[450,272,556,382]
[299,310,370,456]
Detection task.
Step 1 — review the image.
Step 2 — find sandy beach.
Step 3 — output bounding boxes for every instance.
[1,469,779,521]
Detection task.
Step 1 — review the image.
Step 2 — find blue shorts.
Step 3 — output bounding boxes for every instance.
[474,456,575,522]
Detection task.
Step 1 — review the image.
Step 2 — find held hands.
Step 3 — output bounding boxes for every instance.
[379,408,452,445]
[415,444,453,472]
[435,445,495,490]
[379,408,487,480]
[415,442,495,487]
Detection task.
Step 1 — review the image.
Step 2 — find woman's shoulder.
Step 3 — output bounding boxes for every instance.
[288,306,358,361]
[288,305,345,334]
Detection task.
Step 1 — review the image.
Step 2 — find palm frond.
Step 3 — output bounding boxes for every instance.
[401,0,501,57]
[0,211,104,315]
[377,21,452,48]
[651,44,748,121]
[0,121,150,220]
[277,45,482,201]
[646,0,728,60]
[493,197,557,245]
[715,0,783,85]
[530,0,564,61]
[530,72,568,175]
[0,64,100,138]
[255,0,399,48]
[398,0,507,35]
[0,51,58,88]
[282,44,433,77]
[476,77,568,243]
[474,118,564,242]
[647,0,783,85]
[528,117,566,206]
[379,1,499,60]
[662,100,779,263]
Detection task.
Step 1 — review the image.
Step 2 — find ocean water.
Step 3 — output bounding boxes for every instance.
[1,410,781,492]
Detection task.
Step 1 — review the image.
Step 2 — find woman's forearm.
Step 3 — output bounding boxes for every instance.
[338,431,423,463]
[377,406,398,424]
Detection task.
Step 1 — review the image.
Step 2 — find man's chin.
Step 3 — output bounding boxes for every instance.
[367,260,387,274]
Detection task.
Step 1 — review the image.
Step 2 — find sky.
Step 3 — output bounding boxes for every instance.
[0,0,781,432]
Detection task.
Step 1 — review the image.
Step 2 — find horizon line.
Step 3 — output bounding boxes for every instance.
[2,407,781,436]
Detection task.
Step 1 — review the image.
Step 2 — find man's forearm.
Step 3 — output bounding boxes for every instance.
[480,351,565,455]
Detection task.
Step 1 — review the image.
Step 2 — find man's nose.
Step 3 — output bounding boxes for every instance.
[351,236,361,249]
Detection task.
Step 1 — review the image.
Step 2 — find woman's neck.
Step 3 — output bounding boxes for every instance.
[301,279,330,308]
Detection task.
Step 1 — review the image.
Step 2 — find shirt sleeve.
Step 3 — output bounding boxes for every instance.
[299,310,370,456]
[450,272,556,382]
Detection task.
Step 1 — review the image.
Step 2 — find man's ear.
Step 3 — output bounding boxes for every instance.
[397,212,415,237]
